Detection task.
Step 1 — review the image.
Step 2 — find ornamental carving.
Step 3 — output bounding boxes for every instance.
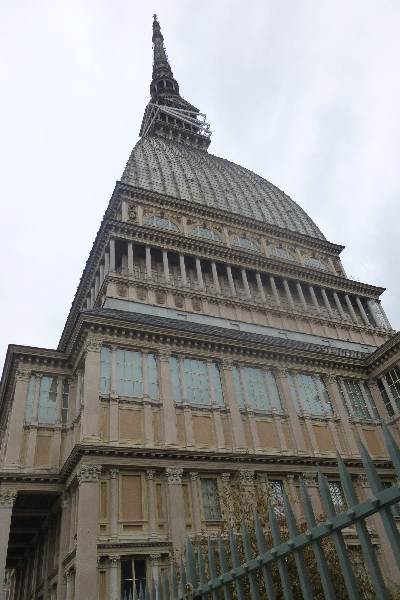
[146,469,156,480]
[85,335,103,353]
[110,469,119,479]
[302,472,318,488]
[109,555,120,567]
[221,473,231,484]
[117,283,128,297]
[77,464,102,483]
[0,489,17,508]
[127,203,137,222]
[189,472,198,481]
[149,553,162,563]
[166,467,183,485]
[239,470,255,487]
[16,365,31,381]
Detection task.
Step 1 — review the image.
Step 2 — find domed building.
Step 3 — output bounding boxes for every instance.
[0,15,399,600]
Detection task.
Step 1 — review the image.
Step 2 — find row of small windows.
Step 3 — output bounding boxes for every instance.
[143,215,328,269]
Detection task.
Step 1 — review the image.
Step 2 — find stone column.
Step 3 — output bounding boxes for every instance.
[109,239,116,273]
[296,282,308,311]
[146,470,157,538]
[333,291,346,320]
[179,255,187,287]
[241,269,251,299]
[127,242,134,275]
[109,555,120,600]
[104,251,110,275]
[162,251,170,282]
[99,263,104,286]
[4,366,30,468]
[196,258,205,290]
[64,569,74,600]
[283,279,295,308]
[56,494,70,600]
[159,352,177,445]
[326,376,357,456]
[226,265,236,296]
[321,288,334,318]
[211,262,221,294]
[109,469,118,539]
[269,275,281,306]
[256,273,267,303]
[81,337,102,441]
[309,285,321,314]
[239,470,256,509]
[149,554,161,589]
[0,489,17,600]
[146,246,152,279]
[74,464,101,600]
[94,273,99,299]
[165,467,186,550]
[344,294,358,323]
[302,472,323,517]
[189,473,202,534]
[75,371,82,418]
[90,287,95,307]
[355,297,370,326]
[221,362,246,451]
[275,369,306,454]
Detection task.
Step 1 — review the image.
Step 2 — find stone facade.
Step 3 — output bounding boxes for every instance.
[0,15,400,600]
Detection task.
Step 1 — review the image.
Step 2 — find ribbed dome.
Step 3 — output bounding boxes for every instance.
[121,136,324,240]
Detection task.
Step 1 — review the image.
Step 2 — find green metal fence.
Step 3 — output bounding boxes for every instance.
[125,423,400,600]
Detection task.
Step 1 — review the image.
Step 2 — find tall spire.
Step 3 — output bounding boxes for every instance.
[139,15,211,150]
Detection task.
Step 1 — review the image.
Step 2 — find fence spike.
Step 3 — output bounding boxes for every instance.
[317,471,360,600]
[300,478,336,600]
[229,529,246,600]
[382,422,400,477]
[218,535,233,600]
[357,440,400,569]
[253,512,276,600]
[282,491,313,599]
[241,520,261,600]
[336,453,390,599]
[268,505,294,600]
[186,536,198,589]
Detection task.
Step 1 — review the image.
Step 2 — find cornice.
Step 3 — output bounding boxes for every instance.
[365,331,400,373]
[115,181,345,254]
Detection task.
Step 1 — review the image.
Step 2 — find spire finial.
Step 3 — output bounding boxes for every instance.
[139,15,212,150]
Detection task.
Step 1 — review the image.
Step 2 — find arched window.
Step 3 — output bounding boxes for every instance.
[303,256,328,271]
[231,236,259,252]
[270,246,295,262]
[144,215,179,231]
[191,226,221,242]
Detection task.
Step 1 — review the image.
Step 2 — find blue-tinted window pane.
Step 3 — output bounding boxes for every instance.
[289,372,331,416]
[243,367,269,410]
[170,357,181,402]
[210,363,224,406]
[184,358,209,405]
[25,375,35,422]
[303,256,328,271]
[265,371,283,410]
[144,215,178,231]
[232,366,245,408]
[38,376,57,424]
[117,350,143,397]
[231,236,259,252]
[270,246,295,262]
[201,479,221,520]
[100,346,111,394]
[378,379,394,416]
[147,353,159,400]
[191,226,221,242]
[342,380,370,419]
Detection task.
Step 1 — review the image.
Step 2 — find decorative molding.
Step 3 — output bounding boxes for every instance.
[146,469,156,480]
[149,553,162,564]
[77,464,102,483]
[165,467,183,485]
[302,472,318,488]
[109,555,120,567]
[84,335,103,353]
[189,472,198,482]
[239,469,255,487]
[109,469,119,479]
[15,365,31,382]
[0,489,17,508]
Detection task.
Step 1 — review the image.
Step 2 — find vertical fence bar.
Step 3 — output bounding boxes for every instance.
[300,479,336,600]
[336,453,389,600]
[281,492,314,599]
[382,423,400,477]
[171,565,179,599]
[317,472,360,600]
[218,536,233,600]
[268,506,295,600]
[229,530,246,600]
[186,538,198,590]
[208,538,219,600]
[358,441,400,568]
[254,513,277,600]
[198,548,208,600]
[241,520,261,600]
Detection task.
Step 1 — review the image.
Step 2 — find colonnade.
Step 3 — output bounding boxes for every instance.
[86,239,391,331]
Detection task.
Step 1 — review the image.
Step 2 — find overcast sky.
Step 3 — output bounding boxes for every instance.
[1,1,400,369]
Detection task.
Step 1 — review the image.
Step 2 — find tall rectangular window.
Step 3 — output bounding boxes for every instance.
[384,367,400,413]
[377,379,394,417]
[232,366,282,411]
[61,379,69,424]
[268,480,285,517]
[25,375,36,422]
[340,380,374,420]
[120,558,147,597]
[38,376,58,424]
[100,346,111,394]
[201,478,221,520]
[288,372,332,416]
[146,353,159,401]
[171,357,224,407]
[328,481,346,512]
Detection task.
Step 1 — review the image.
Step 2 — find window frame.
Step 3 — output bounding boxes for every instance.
[200,477,222,522]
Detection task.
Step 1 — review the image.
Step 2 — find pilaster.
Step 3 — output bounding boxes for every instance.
[0,489,17,600]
